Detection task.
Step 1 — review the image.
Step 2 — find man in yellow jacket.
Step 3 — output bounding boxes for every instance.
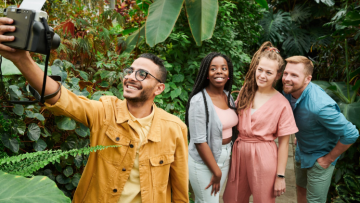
[0,17,189,203]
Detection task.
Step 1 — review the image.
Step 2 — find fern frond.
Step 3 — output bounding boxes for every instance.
[0,145,120,176]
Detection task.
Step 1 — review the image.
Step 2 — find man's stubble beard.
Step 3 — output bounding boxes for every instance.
[124,86,153,103]
[283,79,307,94]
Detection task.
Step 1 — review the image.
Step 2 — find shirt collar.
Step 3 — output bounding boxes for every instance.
[115,100,161,142]
[128,104,155,127]
[292,82,313,110]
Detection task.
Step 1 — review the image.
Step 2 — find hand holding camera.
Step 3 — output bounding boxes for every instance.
[0,4,62,105]
[0,17,26,62]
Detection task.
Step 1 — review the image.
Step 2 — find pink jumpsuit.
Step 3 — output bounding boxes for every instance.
[223,92,298,203]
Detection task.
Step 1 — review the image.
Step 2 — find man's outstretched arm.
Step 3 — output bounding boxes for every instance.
[0,17,60,105]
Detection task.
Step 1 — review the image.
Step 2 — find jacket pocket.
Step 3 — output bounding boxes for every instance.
[150,154,174,187]
[99,125,130,165]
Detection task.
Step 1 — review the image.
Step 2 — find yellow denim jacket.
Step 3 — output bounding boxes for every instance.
[45,86,189,203]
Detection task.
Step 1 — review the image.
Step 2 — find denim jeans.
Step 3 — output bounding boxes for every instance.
[189,142,232,203]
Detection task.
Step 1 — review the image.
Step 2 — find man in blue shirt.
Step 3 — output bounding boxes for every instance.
[282,56,359,203]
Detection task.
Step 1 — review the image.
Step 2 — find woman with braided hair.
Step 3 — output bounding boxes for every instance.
[223,41,298,203]
[186,52,238,203]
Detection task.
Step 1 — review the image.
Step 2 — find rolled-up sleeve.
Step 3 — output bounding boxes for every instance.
[188,98,207,143]
[316,104,359,145]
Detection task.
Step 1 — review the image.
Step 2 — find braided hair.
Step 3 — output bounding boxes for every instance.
[237,41,285,114]
[185,52,235,140]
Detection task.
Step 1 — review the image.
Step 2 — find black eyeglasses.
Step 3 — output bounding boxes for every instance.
[123,68,162,83]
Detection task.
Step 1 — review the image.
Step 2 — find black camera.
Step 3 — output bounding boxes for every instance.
[2,7,61,54]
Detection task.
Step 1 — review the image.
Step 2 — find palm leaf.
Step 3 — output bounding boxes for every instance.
[282,24,311,56]
[259,10,291,45]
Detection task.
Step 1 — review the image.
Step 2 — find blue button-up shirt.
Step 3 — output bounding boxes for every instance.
[284,82,359,168]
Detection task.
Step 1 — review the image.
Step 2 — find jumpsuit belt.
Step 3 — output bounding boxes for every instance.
[229,136,274,202]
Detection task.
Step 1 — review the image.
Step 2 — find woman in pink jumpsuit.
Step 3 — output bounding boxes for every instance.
[223,42,298,203]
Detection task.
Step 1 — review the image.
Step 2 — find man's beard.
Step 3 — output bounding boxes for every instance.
[124,84,153,103]
[283,81,305,94]
[124,90,150,103]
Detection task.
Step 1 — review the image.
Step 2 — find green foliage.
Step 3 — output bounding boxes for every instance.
[0,170,71,203]
[311,3,360,198]
[259,10,290,46]
[143,0,220,47]
[258,0,335,57]
[184,0,219,46]
[0,145,119,176]
[254,0,268,9]
[145,0,183,47]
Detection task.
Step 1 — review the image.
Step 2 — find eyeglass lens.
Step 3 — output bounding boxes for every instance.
[123,68,147,81]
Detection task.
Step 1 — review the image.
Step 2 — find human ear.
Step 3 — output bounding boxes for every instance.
[305,75,312,84]
[154,83,165,96]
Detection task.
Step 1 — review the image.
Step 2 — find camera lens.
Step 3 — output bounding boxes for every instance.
[51,34,61,49]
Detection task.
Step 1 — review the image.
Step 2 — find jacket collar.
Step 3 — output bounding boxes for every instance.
[115,99,161,142]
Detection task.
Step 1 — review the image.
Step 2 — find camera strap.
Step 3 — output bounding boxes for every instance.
[0,17,62,105]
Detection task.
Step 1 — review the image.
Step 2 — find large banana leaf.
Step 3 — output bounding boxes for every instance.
[312,80,341,103]
[185,0,218,46]
[339,102,360,129]
[123,25,146,55]
[145,0,184,47]
[313,80,360,128]
[0,171,71,203]
[282,24,311,56]
[0,57,48,76]
[259,10,291,45]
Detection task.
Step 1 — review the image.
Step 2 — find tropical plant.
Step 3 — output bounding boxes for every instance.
[144,0,268,47]
[0,145,119,176]
[258,0,336,57]
[0,170,71,203]
[311,2,360,201]
[0,145,118,202]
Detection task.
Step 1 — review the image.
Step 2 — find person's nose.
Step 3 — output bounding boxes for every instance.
[259,71,266,78]
[283,74,291,82]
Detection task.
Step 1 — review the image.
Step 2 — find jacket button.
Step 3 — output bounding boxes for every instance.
[159,160,163,164]
[113,189,117,193]
[130,144,134,148]
[115,137,120,141]
[122,168,126,171]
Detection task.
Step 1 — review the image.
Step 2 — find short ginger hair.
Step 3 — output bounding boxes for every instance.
[285,56,314,75]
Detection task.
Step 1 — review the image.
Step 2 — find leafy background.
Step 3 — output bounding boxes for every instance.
[0,0,359,202]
